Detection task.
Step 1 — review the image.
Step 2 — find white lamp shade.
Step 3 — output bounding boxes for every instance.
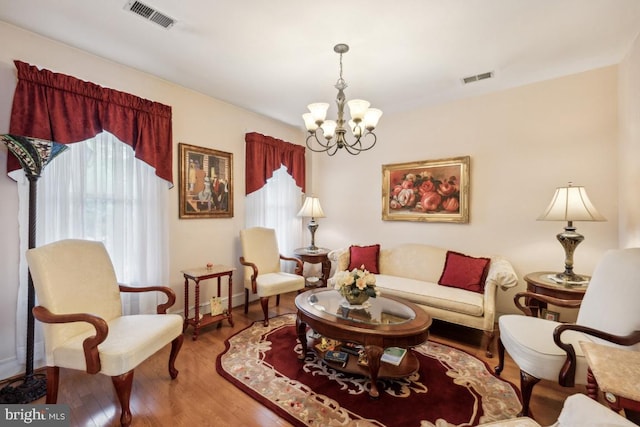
[320,120,336,139]
[347,99,370,121]
[297,197,326,219]
[537,184,606,222]
[307,103,329,123]
[363,108,383,130]
[348,119,362,137]
[302,113,318,131]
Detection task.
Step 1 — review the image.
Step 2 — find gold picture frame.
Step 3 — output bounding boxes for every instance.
[382,156,469,223]
[179,143,233,219]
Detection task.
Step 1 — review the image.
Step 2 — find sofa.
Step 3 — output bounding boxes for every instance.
[328,243,518,356]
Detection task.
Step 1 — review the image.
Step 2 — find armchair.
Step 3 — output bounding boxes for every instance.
[495,248,640,417]
[26,239,184,427]
[239,227,304,326]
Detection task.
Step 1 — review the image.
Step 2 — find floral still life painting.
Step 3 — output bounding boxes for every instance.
[382,156,469,223]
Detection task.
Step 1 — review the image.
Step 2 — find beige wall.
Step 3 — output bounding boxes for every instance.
[312,66,620,317]
[618,32,640,248]
[0,22,303,377]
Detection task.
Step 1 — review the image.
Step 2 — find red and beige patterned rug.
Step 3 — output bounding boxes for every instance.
[216,314,522,426]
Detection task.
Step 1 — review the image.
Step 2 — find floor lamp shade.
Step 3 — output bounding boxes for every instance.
[297,197,325,252]
[537,182,605,282]
[0,134,68,403]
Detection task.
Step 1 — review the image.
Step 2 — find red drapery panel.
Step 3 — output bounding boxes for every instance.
[245,132,305,195]
[7,60,173,183]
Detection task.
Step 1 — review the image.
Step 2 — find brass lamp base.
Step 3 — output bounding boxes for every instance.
[306,218,319,252]
[555,222,587,285]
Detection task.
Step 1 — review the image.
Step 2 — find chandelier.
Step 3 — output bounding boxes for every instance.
[302,43,382,156]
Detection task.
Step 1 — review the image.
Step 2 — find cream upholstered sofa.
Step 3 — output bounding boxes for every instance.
[328,244,518,356]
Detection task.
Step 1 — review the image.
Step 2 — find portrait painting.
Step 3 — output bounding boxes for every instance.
[179,143,233,218]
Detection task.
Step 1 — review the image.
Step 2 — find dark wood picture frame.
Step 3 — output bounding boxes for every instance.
[178,143,233,218]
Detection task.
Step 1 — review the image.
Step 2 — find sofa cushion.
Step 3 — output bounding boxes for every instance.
[348,244,380,273]
[438,251,491,293]
[376,274,484,317]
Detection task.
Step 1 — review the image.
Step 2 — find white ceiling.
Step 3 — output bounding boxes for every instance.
[1,0,640,128]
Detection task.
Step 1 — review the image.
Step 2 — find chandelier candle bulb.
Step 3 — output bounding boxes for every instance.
[303,113,319,131]
[363,108,383,130]
[321,120,337,139]
[308,103,329,123]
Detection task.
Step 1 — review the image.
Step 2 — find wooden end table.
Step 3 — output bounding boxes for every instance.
[293,247,331,288]
[182,265,235,340]
[580,341,640,424]
[523,271,589,319]
[295,289,432,399]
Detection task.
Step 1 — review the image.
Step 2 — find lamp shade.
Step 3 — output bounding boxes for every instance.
[537,183,605,222]
[1,134,68,178]
[297,197,325,219]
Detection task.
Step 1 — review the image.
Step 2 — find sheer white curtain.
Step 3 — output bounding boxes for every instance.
[245,165,304,271]
[12,131,169,367]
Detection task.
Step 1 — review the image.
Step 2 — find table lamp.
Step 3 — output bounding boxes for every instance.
[297,196,325,252]
[537,182,605,283]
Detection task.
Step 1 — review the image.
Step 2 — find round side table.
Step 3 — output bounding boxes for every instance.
[523,271,589,319]
[293,247,331,288]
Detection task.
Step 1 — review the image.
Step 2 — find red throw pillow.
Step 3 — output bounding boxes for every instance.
[438,251,491,293]
[348,244,380,274]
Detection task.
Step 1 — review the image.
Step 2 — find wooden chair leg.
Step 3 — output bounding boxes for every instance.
[112,370,134,427]
[244,289,249,314]
[260,296,270,326]
[276,294,280,306]
[168,334,183,379]
[519,370,540,417]
[494,338,505,376]
[45,366,60,404]
[483,329,495,358]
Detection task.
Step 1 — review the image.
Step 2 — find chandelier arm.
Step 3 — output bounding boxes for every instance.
[305,132,337,153]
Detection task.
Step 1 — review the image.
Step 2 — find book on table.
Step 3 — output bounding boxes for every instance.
[324,350,349,367]
[380,347,407,366]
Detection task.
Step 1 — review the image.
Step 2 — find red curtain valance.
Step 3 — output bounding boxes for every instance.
[7,60,173,183]
[245,132,305,195]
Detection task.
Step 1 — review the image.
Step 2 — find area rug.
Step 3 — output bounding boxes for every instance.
[216,314,522,426]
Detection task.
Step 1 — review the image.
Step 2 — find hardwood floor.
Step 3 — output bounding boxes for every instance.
[9,292,585,426]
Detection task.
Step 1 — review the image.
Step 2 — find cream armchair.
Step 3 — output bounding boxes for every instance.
[495,248,640,417]
[239,227,304,326]
[478,393,636,426]
[26,239,184,427]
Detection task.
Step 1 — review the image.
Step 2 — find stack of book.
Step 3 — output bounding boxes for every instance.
[380,347,407,366]
[324,350,349,367]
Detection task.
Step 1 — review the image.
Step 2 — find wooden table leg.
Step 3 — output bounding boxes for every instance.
[183,277,189,332]
[193,279,201,341]
[296,316,307,360]
[226,273,234,326]
[364,345,384,398]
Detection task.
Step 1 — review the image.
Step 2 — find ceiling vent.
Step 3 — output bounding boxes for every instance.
[462,71,494,85]
[124,0,176,29]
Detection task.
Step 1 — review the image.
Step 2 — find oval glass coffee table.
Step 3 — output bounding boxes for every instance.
[295,288,432,398]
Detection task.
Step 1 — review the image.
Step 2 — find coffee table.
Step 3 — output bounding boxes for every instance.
[295,288,432,398]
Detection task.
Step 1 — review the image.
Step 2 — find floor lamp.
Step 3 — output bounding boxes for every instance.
[0,134,68,403]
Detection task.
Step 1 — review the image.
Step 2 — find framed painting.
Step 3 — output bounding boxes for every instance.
[382,156,469,223]
[179,143,233,218]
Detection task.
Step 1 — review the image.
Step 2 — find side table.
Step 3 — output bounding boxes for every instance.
[580,341,640,424]
[293,247,331,288]
[523,271,588,319]
[182,265,235,340]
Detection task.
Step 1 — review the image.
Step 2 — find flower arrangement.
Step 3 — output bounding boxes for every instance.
[334,265,378,304]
